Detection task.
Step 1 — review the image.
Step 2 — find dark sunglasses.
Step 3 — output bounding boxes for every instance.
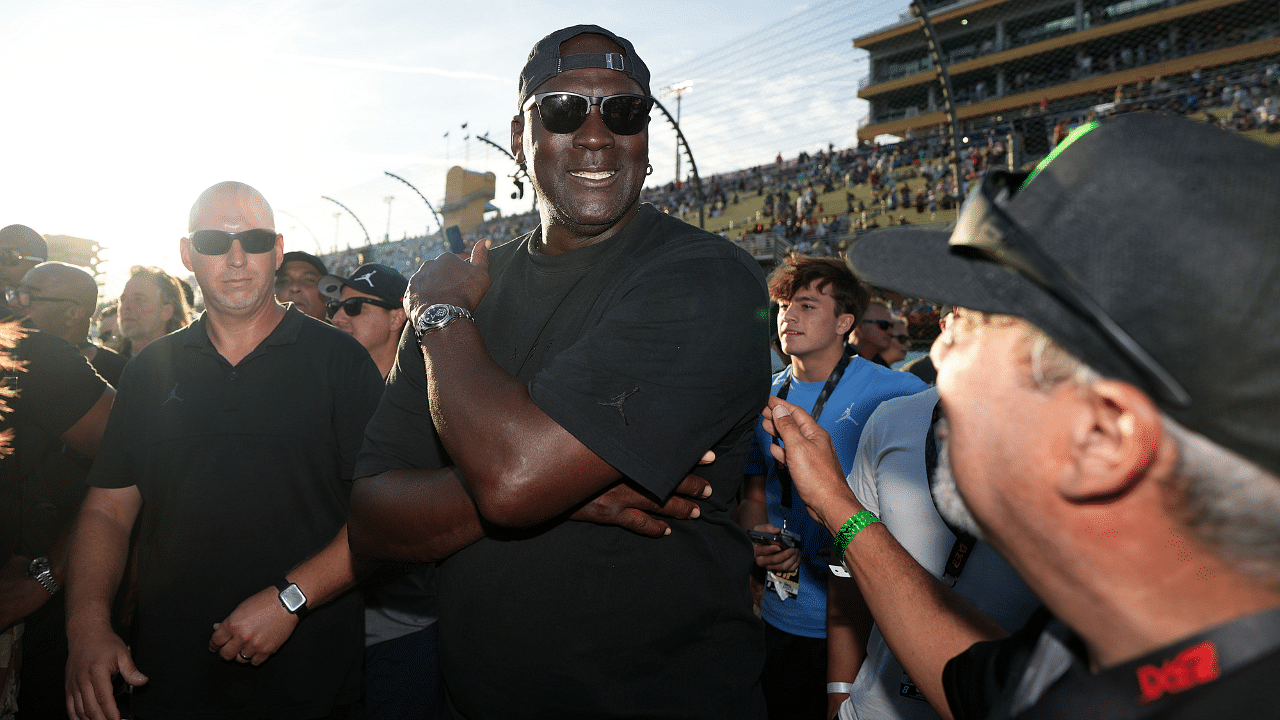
[327,296,400,318]
[523,92,654,135]
[6,288,77,306]
[863,319,895,332]
[951,169,1191,408]
[189,229,277,256]
[891,333,911,344]
[0,248,43,267]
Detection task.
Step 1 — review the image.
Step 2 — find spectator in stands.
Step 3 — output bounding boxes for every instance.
[771,114,1280,719]
[0,225,47,310]
[118,266,189,354]
[881,318,910,366]
[95,301,128,356]
[13,262,128,387]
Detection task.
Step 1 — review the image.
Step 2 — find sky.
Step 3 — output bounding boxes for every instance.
[0,0,897,297]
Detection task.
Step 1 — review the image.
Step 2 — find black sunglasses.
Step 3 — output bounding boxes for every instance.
[523,92,654,135]
[863,319,895,332]
[951,170,1191,408]
[0,248,43,267]
[6,288,77,306]
[891,333,911,344]
[327,296,400,318]
[190,229,277,256]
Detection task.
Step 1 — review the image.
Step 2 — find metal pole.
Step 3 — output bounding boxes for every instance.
[675,94,682,185]
[911,0,965,201]
[384,172,446,244]
[384,196,394,242]
[321,196,372,248]
[652,98,706,229]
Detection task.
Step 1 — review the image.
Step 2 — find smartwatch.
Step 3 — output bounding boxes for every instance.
[275,579,310,620]
[414,303,475,340]
[28,556,59,595]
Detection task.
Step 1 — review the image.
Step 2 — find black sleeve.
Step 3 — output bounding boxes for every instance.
[354,324,449,478]
[528,252,770,499]
[943,606,1055,720]
[12,327,108,436]
[332,344,385,480]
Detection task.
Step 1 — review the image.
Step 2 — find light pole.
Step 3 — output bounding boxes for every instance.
[660,81,693,184]
[321,196,372,251]
[384,196,395,242]
[331,213,341,253]
[384,171,445,244]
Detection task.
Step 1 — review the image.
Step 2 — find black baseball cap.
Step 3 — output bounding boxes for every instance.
[278,251,328,278]
[0,224,47,260]
[318,263,408,305]
[518,25,651,109]
[847,113,1280,476]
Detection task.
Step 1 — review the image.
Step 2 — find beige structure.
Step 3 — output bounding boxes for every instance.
[441,167,497,236]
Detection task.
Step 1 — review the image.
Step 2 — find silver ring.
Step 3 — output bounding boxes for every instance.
[238,652,250,661]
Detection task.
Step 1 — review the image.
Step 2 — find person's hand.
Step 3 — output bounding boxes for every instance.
[763,397,860,527]
[570,451,716,537]
[66,622,147,720]
[0,554,51,631]
[404,238,492,322]
[208,586,300,666]
[750,523,801,573]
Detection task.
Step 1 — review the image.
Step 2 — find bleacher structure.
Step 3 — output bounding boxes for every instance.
[856,0,1279,144]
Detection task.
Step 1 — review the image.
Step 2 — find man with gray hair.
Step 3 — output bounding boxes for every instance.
[765,114,1280,718]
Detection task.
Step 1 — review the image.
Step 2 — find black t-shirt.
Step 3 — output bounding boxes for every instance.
[944,607,1280,719]
[88,306,383,720]
[357,204,771,720]
[0,310,107,561]
[89,343,129,387]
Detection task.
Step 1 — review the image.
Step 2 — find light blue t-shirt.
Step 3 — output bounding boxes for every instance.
[744,355,926,637]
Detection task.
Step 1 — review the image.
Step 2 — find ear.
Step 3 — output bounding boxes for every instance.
[511,114,526,166]
[390,307,407,333]
[274,234,284,272]
[1058,378,1165,504]
[835,312,855,337]
[180,238,194,272]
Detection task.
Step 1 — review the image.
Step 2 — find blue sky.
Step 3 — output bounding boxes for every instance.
[0,0,890,294]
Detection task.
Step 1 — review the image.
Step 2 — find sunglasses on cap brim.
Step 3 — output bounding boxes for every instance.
[950,169,1191,408]
[189,229,278,256]
[326,296,400,318]
[523,92,654,136]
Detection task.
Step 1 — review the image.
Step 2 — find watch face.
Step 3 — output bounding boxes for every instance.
[29,557,50,576]
[424,305,451,325]
[279,584,307,613]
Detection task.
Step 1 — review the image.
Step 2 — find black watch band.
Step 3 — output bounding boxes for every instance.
[274,579,310,620]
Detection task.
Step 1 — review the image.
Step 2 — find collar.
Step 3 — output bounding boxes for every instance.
[182,305,305,361]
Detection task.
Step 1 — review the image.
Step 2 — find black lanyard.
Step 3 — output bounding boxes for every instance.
[924,400,976,585]
[773,351,851,510]
[1016,604,1280,720]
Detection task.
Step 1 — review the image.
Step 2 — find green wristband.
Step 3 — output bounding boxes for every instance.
[833,510,881,560]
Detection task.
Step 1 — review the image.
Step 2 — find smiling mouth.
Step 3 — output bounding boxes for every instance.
[570,170,615,180]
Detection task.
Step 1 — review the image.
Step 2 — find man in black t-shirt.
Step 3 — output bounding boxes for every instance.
[764,115,1280,719]
[0,307,113,717]
[14,262,128,386]
[66,182,383,720]
[349,25,769,720]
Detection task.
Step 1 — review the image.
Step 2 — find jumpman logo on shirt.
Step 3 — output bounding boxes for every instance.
[163,383,183,406]
[352,271,378,287]
[598,387,640,426]
[836,406,859,425]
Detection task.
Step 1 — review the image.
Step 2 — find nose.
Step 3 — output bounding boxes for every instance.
[227,239,249,267]
[573,106,615,151]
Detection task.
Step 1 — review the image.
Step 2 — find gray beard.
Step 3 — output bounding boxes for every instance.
[932,420,985,540]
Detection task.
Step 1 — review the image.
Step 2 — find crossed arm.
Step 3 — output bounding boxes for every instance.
[763,397,1007,719]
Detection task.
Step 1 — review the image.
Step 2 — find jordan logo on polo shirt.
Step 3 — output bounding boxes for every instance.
[163,383,183,406]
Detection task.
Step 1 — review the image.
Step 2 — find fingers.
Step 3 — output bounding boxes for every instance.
[672,473,712,501]
[656,494,700,520]
[609,507,671,538]
[470,238,492,269]
[697,450,716,465]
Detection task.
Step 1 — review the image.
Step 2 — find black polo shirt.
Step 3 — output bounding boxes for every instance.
[89,305,383,720]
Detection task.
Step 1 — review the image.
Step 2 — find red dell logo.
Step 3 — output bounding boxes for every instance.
[1136,642,1221,702]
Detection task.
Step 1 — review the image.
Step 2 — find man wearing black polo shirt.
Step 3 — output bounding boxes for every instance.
[66,181,382,720]
[348,25,769,719]
[764,115,1280,719]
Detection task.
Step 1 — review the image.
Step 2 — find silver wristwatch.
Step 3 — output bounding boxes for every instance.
[28,556,59,595]
[414,303,475,340]
[275,579,310,619]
